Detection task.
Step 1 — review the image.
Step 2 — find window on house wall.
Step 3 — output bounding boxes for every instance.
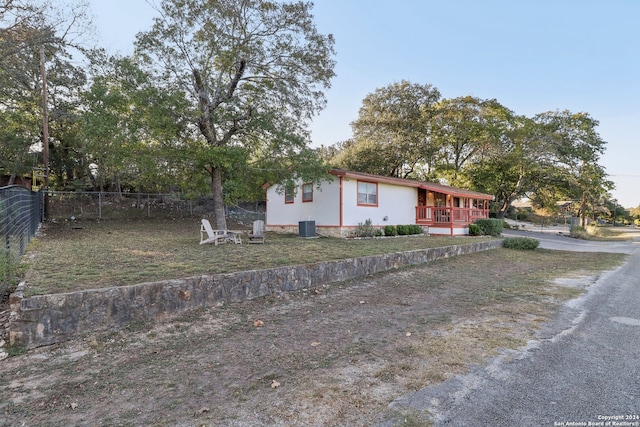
[302,183,313,202]
[285,186,295,204]
[357,181,378,206]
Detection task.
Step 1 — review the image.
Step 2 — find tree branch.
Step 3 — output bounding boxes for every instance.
[211,58,246,109]
[192,68,217,145]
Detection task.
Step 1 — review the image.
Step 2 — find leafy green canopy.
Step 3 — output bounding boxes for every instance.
[0,0,91,188]
[135,0,337,228]
[343,80,440,179]
[328,80,614,221]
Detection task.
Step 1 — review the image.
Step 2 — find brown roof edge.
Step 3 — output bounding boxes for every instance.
[328,168,494,200]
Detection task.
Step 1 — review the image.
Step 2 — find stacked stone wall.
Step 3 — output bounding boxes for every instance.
[9,240,502,348]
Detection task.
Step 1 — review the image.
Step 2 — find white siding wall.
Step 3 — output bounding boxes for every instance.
[429,226,469,236]
[266,179,341,226]
[341,178,416,227]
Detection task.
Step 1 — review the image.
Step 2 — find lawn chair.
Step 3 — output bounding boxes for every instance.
[248,219,265,244]
[200,219,229,246]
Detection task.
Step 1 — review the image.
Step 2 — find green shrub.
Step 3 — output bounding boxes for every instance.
[474,218,504,236]
[396,224,423,236]
[355,219,377,237]
[384,225,398,236]
[502,237,539,250]
[468,223,482,236]
[409,224,423,234]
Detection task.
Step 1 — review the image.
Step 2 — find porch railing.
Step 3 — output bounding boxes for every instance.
[415,206,487,224]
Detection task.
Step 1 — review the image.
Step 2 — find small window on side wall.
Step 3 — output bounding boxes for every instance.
[285,186,295,204]
[302,183,313,202]
[357,181,377,206]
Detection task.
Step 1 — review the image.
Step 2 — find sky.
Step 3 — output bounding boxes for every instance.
[87,0,640,208]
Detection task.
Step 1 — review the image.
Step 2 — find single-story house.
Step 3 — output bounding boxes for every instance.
[265,169,494,236]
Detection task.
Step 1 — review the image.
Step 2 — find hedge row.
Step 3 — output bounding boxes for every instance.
[383,224,423,236]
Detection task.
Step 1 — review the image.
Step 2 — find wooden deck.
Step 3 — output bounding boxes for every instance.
[415,206,488,226]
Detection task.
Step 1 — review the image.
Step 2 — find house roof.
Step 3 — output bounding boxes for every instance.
[329,169,494,200]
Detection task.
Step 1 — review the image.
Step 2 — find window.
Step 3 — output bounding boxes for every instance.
[357,181,377,206]
[302,183,313,202]
[285,186,295,204]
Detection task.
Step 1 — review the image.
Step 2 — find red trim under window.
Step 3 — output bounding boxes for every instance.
[302,182,313,202]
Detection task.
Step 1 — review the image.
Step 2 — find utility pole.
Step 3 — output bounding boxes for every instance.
[40,45,50,218]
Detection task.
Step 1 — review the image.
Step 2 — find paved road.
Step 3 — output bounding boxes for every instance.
[378,229,640,426]
[503,228,640,254]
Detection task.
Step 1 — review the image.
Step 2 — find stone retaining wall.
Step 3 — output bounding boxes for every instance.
[9,240,502,348]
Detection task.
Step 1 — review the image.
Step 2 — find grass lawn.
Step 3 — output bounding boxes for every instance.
[6,217,631,426]
[586,225,637,240]
[23,218,495,295]
[4,243,628,426]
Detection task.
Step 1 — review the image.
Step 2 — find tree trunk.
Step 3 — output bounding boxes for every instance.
[496,168,526,219]
[497,193,517,219]
[580,191,588,228]
[211,166,227,230]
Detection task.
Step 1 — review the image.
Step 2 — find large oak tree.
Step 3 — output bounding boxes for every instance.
[335,80,440,179]
[135,0,336,229]
[533,110,611,226]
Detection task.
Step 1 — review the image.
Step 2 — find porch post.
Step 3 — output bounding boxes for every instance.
[449,193,454,236]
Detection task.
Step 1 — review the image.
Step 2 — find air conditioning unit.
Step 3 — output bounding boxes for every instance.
[298,220,316,238]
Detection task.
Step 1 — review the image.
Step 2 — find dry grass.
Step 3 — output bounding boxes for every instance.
[2,247,627,426]
[23,218,493,295]
[586,225,635,240]
[6,216,631,425]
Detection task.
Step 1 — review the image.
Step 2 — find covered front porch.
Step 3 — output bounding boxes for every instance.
[414,188,491,235]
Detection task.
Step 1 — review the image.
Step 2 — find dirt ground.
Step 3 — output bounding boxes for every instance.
[0,249,618,427]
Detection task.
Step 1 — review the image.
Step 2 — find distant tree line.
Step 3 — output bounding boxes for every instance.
[1,0,336,229]
[321,81,625,226]
[1,1,633,227]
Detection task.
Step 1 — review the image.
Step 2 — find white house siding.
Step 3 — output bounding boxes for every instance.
[341,178,416,227]
[430,226,469,236]
[266,179,341,227]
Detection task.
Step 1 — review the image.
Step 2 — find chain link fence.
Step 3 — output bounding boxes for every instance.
[226,203,266,226]
[1,185,42,299]
[46,191,265,225]
[46,191,195,220]
[1,186,42,257]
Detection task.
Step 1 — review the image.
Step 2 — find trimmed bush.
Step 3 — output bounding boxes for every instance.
[384,225,398,236]
[396,224,423,235]
[502,237,539,250]
[468,223,482,236]
[474,218,504,236]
